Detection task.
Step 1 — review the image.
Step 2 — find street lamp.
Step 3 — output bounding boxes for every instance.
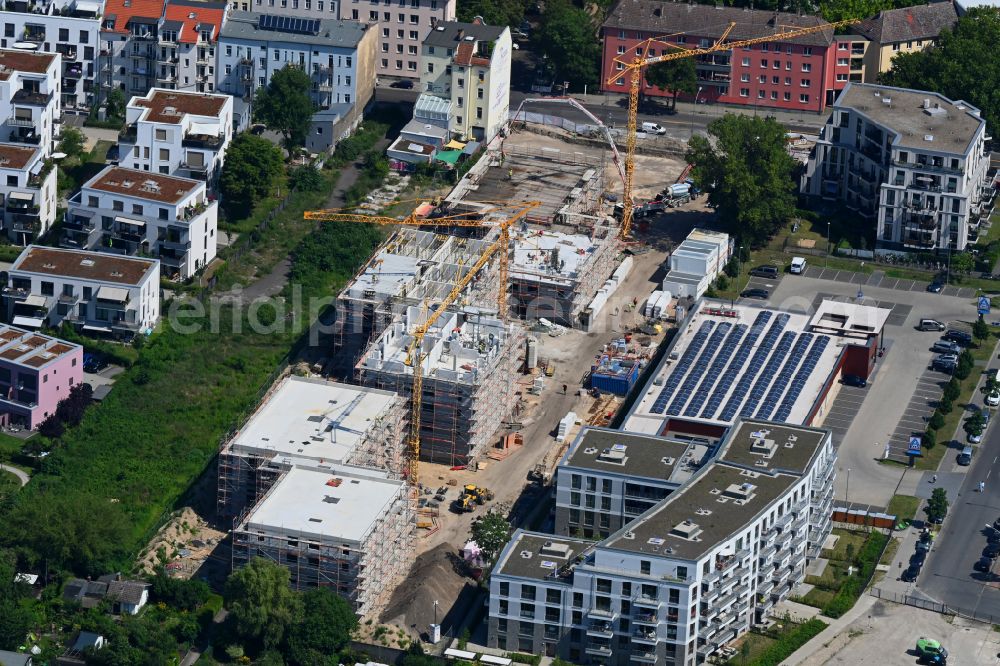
[690,86,704,140]
[846,468,851,508]
[827,219,832,268]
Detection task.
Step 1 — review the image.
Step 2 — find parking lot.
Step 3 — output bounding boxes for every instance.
[803,265,979,299]
[821,383,867,446]
[883,368,949,460]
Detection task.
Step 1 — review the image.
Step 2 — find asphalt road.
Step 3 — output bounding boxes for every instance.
[921,421,1000,620]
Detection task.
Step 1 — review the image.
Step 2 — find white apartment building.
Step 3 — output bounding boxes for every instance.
[99,0,165,97]
[158,0,226,94]
[0,143,56,244]
[0,49,60,155]
[418,20,510,142]
[0,0,101,113]
[554,429,713,539]
[3,245,159,337]
[118,88,232,185]
[801,83,993,252]
[63,165,217,279]
[488,420,836,664]
[216,11,376,120]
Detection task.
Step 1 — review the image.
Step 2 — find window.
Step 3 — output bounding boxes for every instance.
[522,585,536,600]
[397,28,404,38]
[40,281,54,296]
[839,42,848,50]
[739,88,749,97]
[741,57,749,66]
[602,479,612,494]
[545,607,560,623]
[786,61,792,70]
[568,508,579,524]
[799,93,809,103]
[547,588,561,604]
[410,30,418,39]
[584,494,595,509]
[771,91,777,99]
[837,58,848,66]
[159,148,169,160]
[893,43,900,51]
[836,73,847,81]
[499,582,509,597]
[758,89,765,99]
[758,74,766,83]
[800,78,810,87]
[112,200,124,212]
[155,129,167,141]
[676,566,688,581]
[773,60,780,69]
[759,59,767,68]
[785,76,791,85]
[59,28,69,41]
[520,603,535,620]
[381,43,389,52]
[4,175,15,187]
[131,204,143,215]
[771,75,779,84]
[740,73,749,82]
[586,476,596,492]
[802,63,811,72]
[640,560,651,575]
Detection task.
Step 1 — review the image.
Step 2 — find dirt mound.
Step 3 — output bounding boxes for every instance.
[380,542,477,634]
[137,506,226,578]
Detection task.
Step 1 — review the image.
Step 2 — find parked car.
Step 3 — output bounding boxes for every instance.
[932,358,957,374]
[740,288,769,300]
[841,374,867,388]
[931,340,961,354]
[985,543,1000,559]
[911,550,927,566]
[916,638,948,666]
[976,556,994,572]
[83,353,107,374]
[935,353,959,364]
[901,564,921,582]
[390,79,414,89]
[916,539,930,553]
[749,265,779,279]
[958,445,974,466]
[987,392,1000,407]
[790,256,807,274]
[969,431,983,444]
[927,281,944,293]
[918,318,947,331]
[944,330,973,346]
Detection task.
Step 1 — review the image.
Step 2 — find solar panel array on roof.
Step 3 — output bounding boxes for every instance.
[773,335,831,421]
[650,320,715,414]
[755,333,813,420]
[257,14,321,34]
[739,330,797,419]
[717,314,791,422]
[683,323,747,417]
[665,322,731,415]
[700,311,772,419]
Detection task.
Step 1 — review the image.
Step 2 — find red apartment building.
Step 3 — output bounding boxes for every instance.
[601,0,857,113]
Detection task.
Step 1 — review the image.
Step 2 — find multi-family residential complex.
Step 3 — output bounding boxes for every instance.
[850,2,957,82]
[216,11,376,126]
[118,88,233,185]
[600,1,850,112]
[3,245,160,338]
[99,0,166,96]
[63,165,218,279]
[159,0,227,93]
[0,0,101,113]
[801,83,992,251]
[0,49,61,154]
[219,375,412,618]
[417,20,510,142]
[488,419,836,664]
[0,323,83,428]
[0,143,56,244]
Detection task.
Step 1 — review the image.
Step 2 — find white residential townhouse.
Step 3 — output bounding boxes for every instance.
[118,88,232,185]
[0,49,60,155]
[0,143,56,244]
[63,165,218,279]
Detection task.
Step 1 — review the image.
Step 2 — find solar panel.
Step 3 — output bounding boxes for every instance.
[773,335,830,421]
[740,330,797,418]
[257,13,320,34]
[699,312,773,420]
[683,323,747,417]
[649,320,716,414]
[755,333,812,420]
[666,322,732,415]
[718,314,790,421]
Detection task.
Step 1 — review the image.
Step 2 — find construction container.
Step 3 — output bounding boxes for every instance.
[525,337,538,370]
[590,355,642,396]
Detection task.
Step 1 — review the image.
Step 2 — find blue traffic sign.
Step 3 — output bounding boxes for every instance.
[908,435,923,457]
[979,295,991,315]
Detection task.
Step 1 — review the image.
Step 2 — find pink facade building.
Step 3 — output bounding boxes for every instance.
[0,325,83,429]
[601,0,852,113]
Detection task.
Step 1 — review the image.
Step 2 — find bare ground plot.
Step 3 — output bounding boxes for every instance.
[797,601,1000,666]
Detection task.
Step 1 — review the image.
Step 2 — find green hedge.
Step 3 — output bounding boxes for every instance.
[821,531,888,618]
[506,653,541,666]
[734,619,827,666]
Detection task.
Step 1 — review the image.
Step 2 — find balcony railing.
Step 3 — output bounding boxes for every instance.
[585,621,614,639]
[584,644,613,658]
[12,90,51,106]
[182,133,224,149]
[632,593,661,608]
[632,629,658,644]
[630,649,657,663]
[586,607,618,621]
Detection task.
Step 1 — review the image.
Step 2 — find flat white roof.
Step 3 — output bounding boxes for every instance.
[227,376,397,464]
[625,302,845,433]
[809,299,891,338]
[245,465,404,544]
[510,230,596,285]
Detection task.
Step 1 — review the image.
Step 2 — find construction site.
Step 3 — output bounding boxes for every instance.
[356,306,524,467]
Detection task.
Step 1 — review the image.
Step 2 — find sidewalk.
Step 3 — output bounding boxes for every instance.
[781,594,877,666]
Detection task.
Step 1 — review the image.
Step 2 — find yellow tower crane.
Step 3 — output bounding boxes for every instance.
[304,201,539,485]
[605,17,859,240]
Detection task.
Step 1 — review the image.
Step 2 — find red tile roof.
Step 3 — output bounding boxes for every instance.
[165,0,226,44]
[102,0,166,34]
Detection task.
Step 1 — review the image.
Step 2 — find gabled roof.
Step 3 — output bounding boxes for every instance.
[422,19,506,49]
[102,0,166,34]
[164,0,227,44]
[852,1,957,44]
[603,0,836,47]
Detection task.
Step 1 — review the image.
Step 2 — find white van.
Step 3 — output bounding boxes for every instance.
[642,121,667,135]
[790,257,806,274]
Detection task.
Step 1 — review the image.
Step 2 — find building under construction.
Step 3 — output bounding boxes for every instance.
[231,462,413,618]
[332,228,502,372]
[217,375,405,520]
[356,305,523,467]
[509,228,619,326]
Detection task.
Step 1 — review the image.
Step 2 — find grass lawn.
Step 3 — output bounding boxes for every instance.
[799,529,868,609]
[0,468,21,496]
[887,494,921,522]
[0,431,22,458]
[727,632,777,664]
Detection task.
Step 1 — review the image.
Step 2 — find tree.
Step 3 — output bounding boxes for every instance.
[254,66,315,150]
[288,166,325,193]
[965,410,987,438]
[285,588,357,665]
[219,134,285,217]
[471,509,511,563]
[984,374,1000,398]
[952,252,975,275]
[38,414,64,439]
[57,127,86,159]
[56,383,93,427]
[882,8,1000,137]
[0,550,31,650]
[944,378,961,402]
[644,58,697,110]
[929,410,945,431]
[106,88,126,121]
[938,396,954,414]
[974,316,990,343]
[456,0,525,26]
[686,114,798,247]
[534,0,601,89]
[150,571,209,611]
[925,487,949,523]
[224,558,303,652]
[956,350,975,380]
[923,427,936,449]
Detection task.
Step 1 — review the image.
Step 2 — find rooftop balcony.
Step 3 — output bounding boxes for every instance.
[182,133,224,150]
[12,89,52,106]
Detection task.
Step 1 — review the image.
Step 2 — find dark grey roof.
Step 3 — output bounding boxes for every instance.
[0,650,31,666]
[493,531,592,581]
[717,420,828,475]
[312,103,353,122]
[220,11,370,48]
[852,1,957,44]
[560,427,695,481]
[422,20,506,48]
[105,580,148,606]
[603,0,835,47]
[71,632,102,653]
[161,19,184,31]
[63,576,147,608]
